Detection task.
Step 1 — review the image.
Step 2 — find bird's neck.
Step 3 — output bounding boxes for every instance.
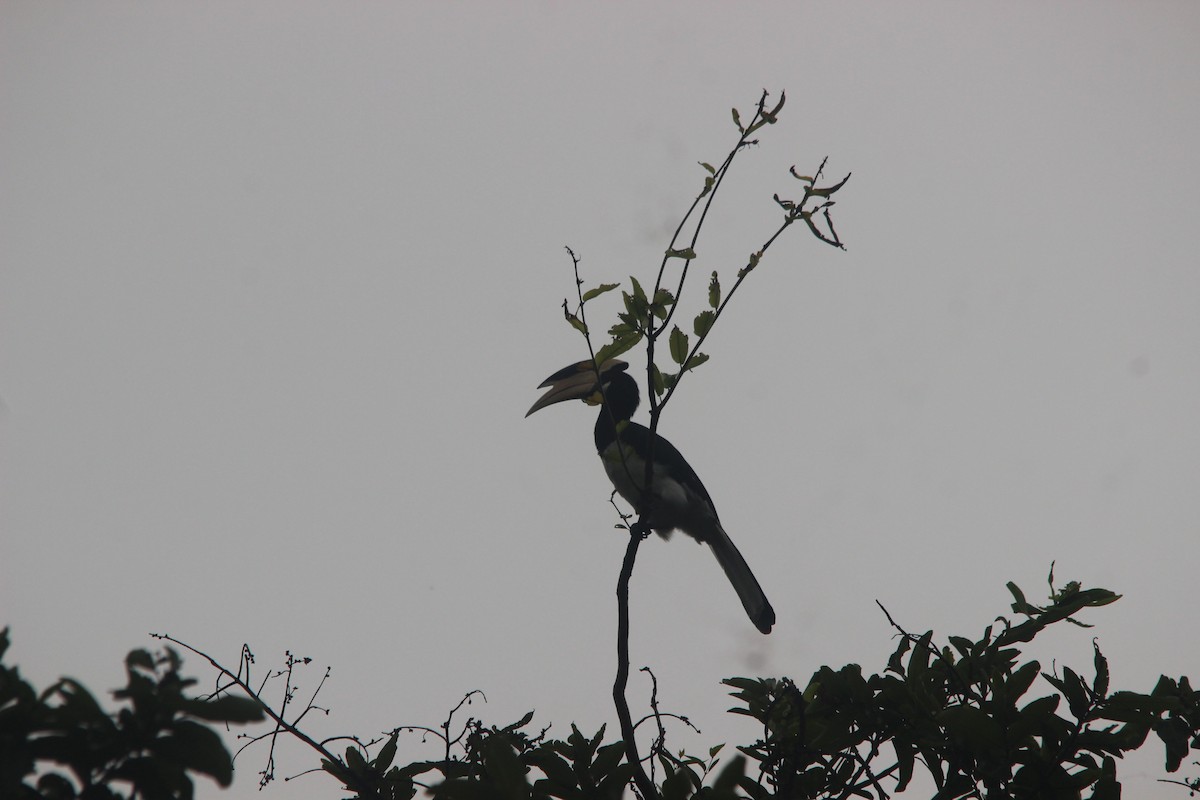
[593,374,639,453]
[593,408,619,453]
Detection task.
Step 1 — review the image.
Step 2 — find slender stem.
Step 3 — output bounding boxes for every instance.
[569,248,656,799]
[647,89,774,417]
[613,531,658,800]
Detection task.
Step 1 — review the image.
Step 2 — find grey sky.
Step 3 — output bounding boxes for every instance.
[2,3,1198,798]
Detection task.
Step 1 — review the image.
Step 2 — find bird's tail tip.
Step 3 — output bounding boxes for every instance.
[754,605,776,635]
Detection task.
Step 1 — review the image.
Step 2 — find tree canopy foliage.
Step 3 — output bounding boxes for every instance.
[5,575,1198,799]
[0,629,262,800]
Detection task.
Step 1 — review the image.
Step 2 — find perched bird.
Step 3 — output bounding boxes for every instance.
[527,358,775,634]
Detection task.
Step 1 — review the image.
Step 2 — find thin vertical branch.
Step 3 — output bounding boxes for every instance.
[614,529,657,800]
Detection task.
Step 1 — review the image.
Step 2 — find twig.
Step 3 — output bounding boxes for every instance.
[151,633,365,793]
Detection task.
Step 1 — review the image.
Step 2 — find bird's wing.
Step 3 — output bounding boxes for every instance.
[617,422,720,519]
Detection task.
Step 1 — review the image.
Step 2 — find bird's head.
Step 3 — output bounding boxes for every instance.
[525,359,630,417]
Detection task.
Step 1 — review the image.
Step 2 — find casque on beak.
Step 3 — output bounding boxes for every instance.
[525,359,628,417]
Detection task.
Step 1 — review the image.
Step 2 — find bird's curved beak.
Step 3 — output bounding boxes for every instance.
[525,359,627,417]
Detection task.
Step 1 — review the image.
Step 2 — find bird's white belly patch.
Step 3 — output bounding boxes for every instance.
[600,442,691,522]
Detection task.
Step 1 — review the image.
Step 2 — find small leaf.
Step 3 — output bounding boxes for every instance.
[581,283,619,303]
[908,631,933,679]
[626,277,650,325]
[155,720,234,786]
[947,636,973,659]
[1049,666,1092,721]
[790,166,814,183]
[503,710,535,733]
[809,172,852,198]
[629,276,648,307]
[708,271,720,308]
[887,637,912,675]
[565,313,587,335]
[126,649,155,672]
[651,287,675,320]
[651,364,666,397]
[346,746,368,775]
[1157,716,1191,772]
[669,326,689,365]
[683,353,709,371]
[737,251,761,279]
[712,756,745,794]
[732,107,744,132]
[699,162,716,175]
[1093,641,1110,699]
[893,740,915,792]
[594,332,642,365]
[1090,756,1121,800]
[761,93,783,123]
[373,732,398,771]
[1008,581,1032,614]
[1004,661,1042,703]
[665,247,696,260]
[693,310,715,338]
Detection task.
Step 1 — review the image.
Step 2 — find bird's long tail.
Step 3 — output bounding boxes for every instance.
[708,524,775,634]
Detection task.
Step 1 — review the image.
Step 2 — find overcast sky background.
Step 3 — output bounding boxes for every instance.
[3,3,1198,798]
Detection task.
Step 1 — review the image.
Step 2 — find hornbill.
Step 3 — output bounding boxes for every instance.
[526,358,775,634]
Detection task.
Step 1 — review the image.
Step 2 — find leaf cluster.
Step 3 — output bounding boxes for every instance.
[320,714,638,800]
[560,91,849,419]
[238,575,1199,800]
[0,628,262,800]
[722,576,1200,799]
[6,573,1199,800]
[418,719,744,800]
